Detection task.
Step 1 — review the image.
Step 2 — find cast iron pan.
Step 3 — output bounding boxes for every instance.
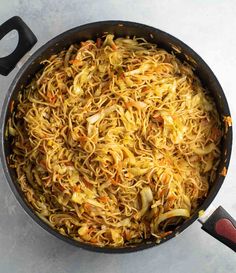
[0,16,235,253]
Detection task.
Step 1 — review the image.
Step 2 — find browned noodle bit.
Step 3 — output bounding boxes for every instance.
[8,34,222,247]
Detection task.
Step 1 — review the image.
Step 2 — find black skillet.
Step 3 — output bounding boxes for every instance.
[0,16,235,253]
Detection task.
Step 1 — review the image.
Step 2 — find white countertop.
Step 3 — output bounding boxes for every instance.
[0,1,235,272]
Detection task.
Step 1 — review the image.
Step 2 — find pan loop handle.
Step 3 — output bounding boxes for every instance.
[0,16,37,76]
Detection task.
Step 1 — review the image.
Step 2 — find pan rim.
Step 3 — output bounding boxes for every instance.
[0,20,232,253]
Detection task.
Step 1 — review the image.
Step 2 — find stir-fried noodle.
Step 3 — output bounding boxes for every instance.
[8,35,222,246]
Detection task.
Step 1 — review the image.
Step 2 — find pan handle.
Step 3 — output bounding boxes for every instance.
[0,16,37,76]
[199,206,236,252]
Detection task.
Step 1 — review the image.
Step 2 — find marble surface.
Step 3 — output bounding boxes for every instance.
[0,1,236,272]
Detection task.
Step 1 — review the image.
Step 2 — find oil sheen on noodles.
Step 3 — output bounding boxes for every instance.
[8,35,222,247]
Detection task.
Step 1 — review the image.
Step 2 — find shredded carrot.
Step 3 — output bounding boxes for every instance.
[84,202,92,211]
[220,166,227,177]
[119,73,125,80]
[50,96,56,104]
[160,173,169,184]
[46,91,56,104]
[223,116,232,127]
[98,196,108,203]
[80,41,93,51]
[10,100,15,113]
[167,195,176,202]
[111,43,117,50]
[159,231,172,238]
[111,179,118,185]
[142,87,149,93]
[223,116,232,133]
[90,237,98,243]
[64,161,74,166]
[73,185,80,192]
[83,179,93,189]
[124,230,131,240]
[69,59,83,66]
[78,136,87,147]
[153,114,164,123]
[159,188,168,197]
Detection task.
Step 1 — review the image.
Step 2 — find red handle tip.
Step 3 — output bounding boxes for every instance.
[215,218,236,244]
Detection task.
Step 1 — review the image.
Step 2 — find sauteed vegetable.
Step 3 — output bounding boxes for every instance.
[8,34,222,246]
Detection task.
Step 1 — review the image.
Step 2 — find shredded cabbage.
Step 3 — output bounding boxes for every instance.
[9,34,222,247]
